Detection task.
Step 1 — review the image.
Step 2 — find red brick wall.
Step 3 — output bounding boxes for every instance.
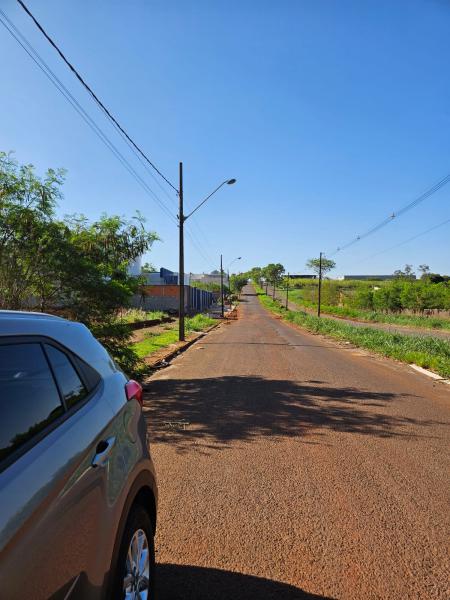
[141,285,180,298]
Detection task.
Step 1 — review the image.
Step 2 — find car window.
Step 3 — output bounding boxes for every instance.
[44,345,87,409]
[0,343,64,462]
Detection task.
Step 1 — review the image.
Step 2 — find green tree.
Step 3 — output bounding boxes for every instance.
[230,273,248,293]
[248,266,263,284]
[0,152,158,375]
[141,262,155,273]
[306,257,336,276]
[262,263,285,286]
[0,152,66,308]
[418,264,430,278]
[394,264,415,280]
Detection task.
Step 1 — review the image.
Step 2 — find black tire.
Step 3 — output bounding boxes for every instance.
[112,503,156,599]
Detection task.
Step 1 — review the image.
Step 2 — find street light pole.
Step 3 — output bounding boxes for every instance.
[177,173,236,340]
[226,256,242,295]
[286,272,290,310]
[178,162,185,340]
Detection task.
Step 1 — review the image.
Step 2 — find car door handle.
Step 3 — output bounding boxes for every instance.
[91,436,116,468]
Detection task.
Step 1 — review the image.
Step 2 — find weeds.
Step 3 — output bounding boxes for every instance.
[118,308,166,323]
[288,290,450,331]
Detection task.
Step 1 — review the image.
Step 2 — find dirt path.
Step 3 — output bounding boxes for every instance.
[144,285,449,599]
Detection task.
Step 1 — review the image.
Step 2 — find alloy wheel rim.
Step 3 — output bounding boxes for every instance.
[123,528,150,599]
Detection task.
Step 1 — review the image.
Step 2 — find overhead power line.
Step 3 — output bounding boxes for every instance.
[16,0,179,194]
[5,2,239,273]
[0,9,177,223]
[328,173,450,256]
[360,217,450,262]
[2,9,221,272]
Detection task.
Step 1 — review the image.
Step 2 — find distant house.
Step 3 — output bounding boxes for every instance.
[342,275,416,281]
[133,267,213,313]
[288,274,317,279]
[142,267,189,286]
[190,270,223,286]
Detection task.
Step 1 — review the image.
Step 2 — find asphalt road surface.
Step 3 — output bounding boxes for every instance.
[144,285,449,599]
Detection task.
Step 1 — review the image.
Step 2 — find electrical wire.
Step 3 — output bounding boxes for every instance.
[184,225,217,271]
[359,217,450,262]
[16,0,178,194]
[0,9,178,224]
[4,4,230,273]
[328,173,450,256]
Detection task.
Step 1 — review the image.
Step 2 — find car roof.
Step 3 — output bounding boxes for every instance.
[0,311,116,376]
[0,310,63,320]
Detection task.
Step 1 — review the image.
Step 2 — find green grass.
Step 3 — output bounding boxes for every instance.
[288,290,450,331]
[133,313,216,358]
[257,287,450,378]
[119,308,166,323]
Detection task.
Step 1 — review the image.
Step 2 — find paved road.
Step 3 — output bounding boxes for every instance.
[272,288,450,341]
[144,285,449,599]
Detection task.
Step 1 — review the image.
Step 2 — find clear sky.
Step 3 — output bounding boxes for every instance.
[1,0,449,277]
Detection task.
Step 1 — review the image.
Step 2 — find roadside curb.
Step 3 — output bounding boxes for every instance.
[259,295,450,387]
[410,364,450,385]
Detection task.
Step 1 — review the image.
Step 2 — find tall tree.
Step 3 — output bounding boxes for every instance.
[262,263,285,286]
[306,257,336,276]
[0,152,158,375]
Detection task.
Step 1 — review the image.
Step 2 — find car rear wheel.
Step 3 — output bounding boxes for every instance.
[114,504,155,599]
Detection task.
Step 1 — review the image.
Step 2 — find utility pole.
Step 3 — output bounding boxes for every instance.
[317,251,323,318]
[286,273,290,310]
[272,281,276,300]
[178,162,185,340]
[220,254,224,317]
[176,172,236,341]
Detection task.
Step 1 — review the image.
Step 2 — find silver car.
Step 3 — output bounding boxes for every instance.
[0,311,157,599]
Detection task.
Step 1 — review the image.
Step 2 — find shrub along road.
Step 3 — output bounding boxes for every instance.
[144,286,449,599]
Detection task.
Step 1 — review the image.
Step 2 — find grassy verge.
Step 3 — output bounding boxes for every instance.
[288,290,450,331]
[133,313,215,358]
[257,288,450,378]
[119,308,166,323]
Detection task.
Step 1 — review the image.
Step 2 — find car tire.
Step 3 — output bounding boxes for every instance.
[112,503,156,599]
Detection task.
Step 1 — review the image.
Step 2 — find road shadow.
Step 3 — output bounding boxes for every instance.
[143,376,435,452]
[156,563,335,599]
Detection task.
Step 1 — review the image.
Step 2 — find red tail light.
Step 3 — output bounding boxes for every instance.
[125,380,143,407]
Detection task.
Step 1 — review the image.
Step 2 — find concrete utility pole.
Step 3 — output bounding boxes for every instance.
[177,170,236,341]
[220,254,224,318]
[178,162,185,341]
[318,252,323,318]
[286,273,290,310]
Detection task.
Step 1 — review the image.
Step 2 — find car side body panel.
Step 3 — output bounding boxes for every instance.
[0,384,116,599]
[0,315,158,600]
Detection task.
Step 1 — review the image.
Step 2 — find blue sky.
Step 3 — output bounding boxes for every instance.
[1,0,449,276]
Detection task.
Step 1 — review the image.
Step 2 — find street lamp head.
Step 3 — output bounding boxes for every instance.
[226,178,236,185]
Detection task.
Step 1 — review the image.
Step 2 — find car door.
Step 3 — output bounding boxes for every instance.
[0,338,117,600]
